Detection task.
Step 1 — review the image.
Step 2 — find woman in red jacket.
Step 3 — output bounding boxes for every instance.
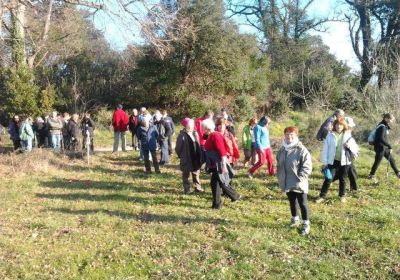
[202,119,241,209]
[215,117,240,166]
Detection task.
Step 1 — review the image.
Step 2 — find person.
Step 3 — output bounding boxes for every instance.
[33,117,47,148]
[316,118,359,203]
[47,111,63,151]
[112,104,129,152]
[242,117,258,167]
[138,108,153,160]
[221,108,235,135]
[19,116,34,152]
[276,127,312,235]
[137,118,160,174]
[215,116,239,166]
[316,109,345,141]
[129,109,140,150]
[67,114,81,153]
[81,112,95,152]
[8,115,21,150]
[62,113,71,151]
[368,113,400,182]
[344,117,358,191]
[175,117,204,194]
[195,110,214,148]
[154,111,170,165]
[248,116,275,178]
[43,113,51,148]
[162,110,175,155]
[202,119,241,209]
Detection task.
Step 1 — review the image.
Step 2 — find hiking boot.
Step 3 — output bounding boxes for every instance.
[301,222,310,236]
[340,197,347,203]
[194,187,204,193]
[289,216,300,228]
[315,197,325,204]
[232,194,242,202]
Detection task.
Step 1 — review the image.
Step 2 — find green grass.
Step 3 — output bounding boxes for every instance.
[0,132,400,279]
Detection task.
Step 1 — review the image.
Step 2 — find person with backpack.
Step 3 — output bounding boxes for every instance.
[368,113,400,181]
[162,110,175,155]
[316,118,359,203]
[81,112,95,152]
[316,109,345,141]
[154,111,170,165]
[277,127,312,235]
[67,114,81,153]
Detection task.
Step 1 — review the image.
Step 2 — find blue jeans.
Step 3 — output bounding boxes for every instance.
[51,134,61,151]
[21,139,33,152]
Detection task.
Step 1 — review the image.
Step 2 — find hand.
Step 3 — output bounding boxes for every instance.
[389,149,392,155]
[222,166,228,174]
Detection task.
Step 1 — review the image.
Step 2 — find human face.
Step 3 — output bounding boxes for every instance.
[335,123,344,133]
[186,121,194,132]
[284,132,297,144]
[385,117,394,124]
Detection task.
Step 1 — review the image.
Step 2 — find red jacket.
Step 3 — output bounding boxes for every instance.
[204,132,228,157]
[112,109,129,132]
[195,116,206,146]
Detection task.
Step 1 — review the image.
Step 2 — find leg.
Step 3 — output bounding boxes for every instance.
[369,150,385,176]
[168,135,173,155]
[150,150,160,172]
[286,192,298,218]
[251,145,257,165]
[265,148,275,175]
[297,193,309,221]
[348,163,358,190]
[249,148,266,174]
[90,137,94,152]
[192,170,203,191]
[143,149,151,172]
[113,131,119,152]
[159,140,169,164]
[218,173,240,201]
[211,171,222,208]
[182,170,191,193]
[337,165,350,197]
[133,133,139,149]
[384,149,400,175]
[121,131,126,152]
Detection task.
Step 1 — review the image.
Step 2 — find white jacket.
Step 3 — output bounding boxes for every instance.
[321,131,359,166]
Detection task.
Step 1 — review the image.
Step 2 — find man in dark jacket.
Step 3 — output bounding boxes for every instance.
[137,118,160,174]
[67,114,81,152]
[33,117,47,148]
[368,113,400,181]
[112,104,129,152]
[129,108,140,150]
[8,115,21,150]
[154,111,170,165]
[162,110,175,155]
[81,112,95,152]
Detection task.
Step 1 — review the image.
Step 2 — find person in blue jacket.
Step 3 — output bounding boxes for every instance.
[137,118,160,174]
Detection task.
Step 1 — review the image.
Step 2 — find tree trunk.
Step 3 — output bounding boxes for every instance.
[10,3,27,69]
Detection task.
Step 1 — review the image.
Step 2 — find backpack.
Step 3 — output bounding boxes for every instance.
[368,124,384,145]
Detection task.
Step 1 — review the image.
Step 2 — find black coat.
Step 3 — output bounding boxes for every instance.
[374,120,392,152]
[67,120,80,139]
[81,118,95,136]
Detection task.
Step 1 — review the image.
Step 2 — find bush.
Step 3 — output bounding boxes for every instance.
[233,94,256,122]
[93,107,113,129]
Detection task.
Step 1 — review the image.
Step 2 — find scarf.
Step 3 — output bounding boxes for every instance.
[282,138,299,151]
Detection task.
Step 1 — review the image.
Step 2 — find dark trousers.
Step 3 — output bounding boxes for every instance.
[320,160,350,198]
[159,139,169,164]
[286,192,309,220]
[144,149,160,172]
[369,148,399,176]
[210,170,240,209]
[12,139,21,150]
[168,135,173,155]
[131,132,139,149]
[333,163,358,190]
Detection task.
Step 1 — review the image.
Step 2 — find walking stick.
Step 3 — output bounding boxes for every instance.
[86,130,90,165]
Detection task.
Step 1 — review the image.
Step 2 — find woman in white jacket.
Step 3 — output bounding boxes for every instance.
[316,118,359,203]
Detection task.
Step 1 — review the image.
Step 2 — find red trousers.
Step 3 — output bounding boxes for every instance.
[249,148,275,176]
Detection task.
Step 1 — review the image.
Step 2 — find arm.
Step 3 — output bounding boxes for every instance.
[321,136,329,166]
[254,126,261,150]
[377,126,391,149]
[175,134,183,157]
[298,149,313,181]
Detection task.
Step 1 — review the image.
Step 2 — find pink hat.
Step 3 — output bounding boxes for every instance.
[181,117,192,127]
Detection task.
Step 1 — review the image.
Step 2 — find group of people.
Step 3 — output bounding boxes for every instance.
[3,104,398,236]
[6,111,95,153]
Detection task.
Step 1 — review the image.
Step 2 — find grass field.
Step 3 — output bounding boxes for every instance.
[0,128,400,279]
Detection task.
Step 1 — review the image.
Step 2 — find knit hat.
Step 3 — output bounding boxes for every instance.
[181,117,192,128]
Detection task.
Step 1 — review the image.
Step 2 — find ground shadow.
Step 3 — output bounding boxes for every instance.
[46,207,227,225]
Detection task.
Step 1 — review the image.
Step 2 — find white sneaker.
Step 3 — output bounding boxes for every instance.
[315,197,325,204]
[301,222,310,235]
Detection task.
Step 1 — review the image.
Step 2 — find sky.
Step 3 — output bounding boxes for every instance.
[92,0,360,71]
